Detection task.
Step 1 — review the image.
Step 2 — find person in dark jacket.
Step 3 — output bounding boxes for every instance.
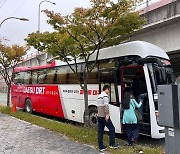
[132,72,147,99]
[132,71,148,119]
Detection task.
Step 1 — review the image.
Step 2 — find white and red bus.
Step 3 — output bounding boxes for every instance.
[11,41,174,139]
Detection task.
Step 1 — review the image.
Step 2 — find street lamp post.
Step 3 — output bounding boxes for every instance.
[38,0,56,33]
[0,17,29,28]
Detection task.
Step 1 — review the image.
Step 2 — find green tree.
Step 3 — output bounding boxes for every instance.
[26,0,146,126]
[0,43,27,106]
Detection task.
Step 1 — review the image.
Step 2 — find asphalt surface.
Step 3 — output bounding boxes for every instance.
[0,113,99,154]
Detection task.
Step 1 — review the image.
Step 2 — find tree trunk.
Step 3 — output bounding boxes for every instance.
[83,82,90,127]
[7,84,11,107]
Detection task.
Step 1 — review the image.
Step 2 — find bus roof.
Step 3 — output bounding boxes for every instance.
[89,41,169,61]
[14,41,169,72]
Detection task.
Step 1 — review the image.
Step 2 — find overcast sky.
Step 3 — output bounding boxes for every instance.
[0,0,160,55]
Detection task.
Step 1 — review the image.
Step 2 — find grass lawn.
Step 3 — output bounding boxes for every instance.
[0,106,163,154]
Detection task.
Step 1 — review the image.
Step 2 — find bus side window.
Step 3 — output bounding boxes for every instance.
[13,72,24,85]
[67,71,79,84]
[56,66,80,84]
[44,68,56,84]
[100,71,118,106]
[110,83,117,104]
[38,69,47,84]
[56,67,67,84]
[24,71,31,84]
[13,73,19,84]
[88,69,98,84]
[66,65,82,84]
[16,72,24,84]
[116,70,121,85]
[55,65,85,84]
[53,69,58,84]
[32,71,38,84]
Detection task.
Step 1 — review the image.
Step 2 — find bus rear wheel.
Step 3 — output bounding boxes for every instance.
[89,107,98,128]
[25,99,32,114]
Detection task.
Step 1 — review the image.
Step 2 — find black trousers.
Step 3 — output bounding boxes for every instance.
[98,117,115,149]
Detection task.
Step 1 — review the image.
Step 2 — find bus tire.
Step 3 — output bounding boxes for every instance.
[89,107,98,128]
[25,99,32,114]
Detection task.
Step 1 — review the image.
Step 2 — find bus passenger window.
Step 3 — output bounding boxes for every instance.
[56,67,68,84]
[32,71,38,84]
[44,69,56,84]
[56,66,81,84]
[88,70,98,84]
[100,71,118,106]
[13,73,20,84]
[24,71,31,84]
[67,72,79,84]
[110,84,116,104]
[13,72,24,84]
[38,70,46,84]
[116,70,121,85]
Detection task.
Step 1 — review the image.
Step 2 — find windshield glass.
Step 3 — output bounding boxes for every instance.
[147,63,174,110]
[147,63,174,94]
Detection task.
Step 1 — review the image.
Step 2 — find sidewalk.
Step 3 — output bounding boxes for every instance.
[0,113,99,154]
[0,93,7,106]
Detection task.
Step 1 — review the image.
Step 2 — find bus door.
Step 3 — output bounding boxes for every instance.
[121,65,151,136]
[99,70,122,134]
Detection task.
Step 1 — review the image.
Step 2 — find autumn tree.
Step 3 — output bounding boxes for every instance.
[0,43,27,106]
[26,0,145,126]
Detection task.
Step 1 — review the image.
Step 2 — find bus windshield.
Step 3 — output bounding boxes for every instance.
[147,62,174,111]
[147,63,174,94]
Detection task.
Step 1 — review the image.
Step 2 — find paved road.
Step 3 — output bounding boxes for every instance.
[0,113,99,154]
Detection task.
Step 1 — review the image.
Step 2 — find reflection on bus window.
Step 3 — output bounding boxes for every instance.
[13,72,24,84]
[38,69,46,84]
[99,60,116,70]
[32,71,38,84]
[100,71,114,83]
[24,71,31,84]
[88,68,98,84]
[147,64,174,94]
[100,71,117,106]
[110,84,116,103]
[153,65,174,85]
[44,69,56,84]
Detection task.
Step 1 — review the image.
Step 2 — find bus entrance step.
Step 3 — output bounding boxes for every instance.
[139,122,150,126]
[143,113,149,115]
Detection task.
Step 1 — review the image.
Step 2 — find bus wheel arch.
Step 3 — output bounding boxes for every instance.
[89,106,98,127]
[25,98,32,114]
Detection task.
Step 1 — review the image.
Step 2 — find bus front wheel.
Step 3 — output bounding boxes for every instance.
[89,107,98,127]
[25,99,32,114]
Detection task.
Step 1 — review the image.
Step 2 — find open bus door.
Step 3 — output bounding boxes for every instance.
[99,70,122,134]
[121,65,151,136]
